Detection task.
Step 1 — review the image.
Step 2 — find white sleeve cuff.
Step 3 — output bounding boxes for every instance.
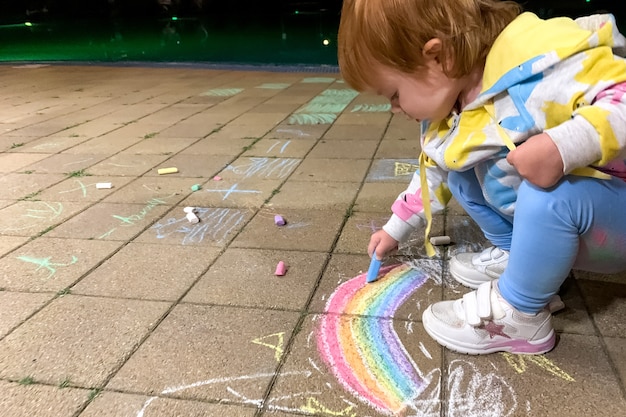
[544,117,603,174]
[382,214,422,243]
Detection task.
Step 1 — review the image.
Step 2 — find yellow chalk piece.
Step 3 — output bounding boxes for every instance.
[157,167,178,175]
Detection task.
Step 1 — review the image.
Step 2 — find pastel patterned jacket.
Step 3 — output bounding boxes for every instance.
[383,12,626,254]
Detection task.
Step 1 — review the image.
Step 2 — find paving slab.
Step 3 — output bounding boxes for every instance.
[0,200,90,238]
[81,391,257,417]
[100,177,196,205]
[44,202,173,241]
[0,237,121,292]
[603,336,626,386]
[6,135,96,154]
[20,153,107,175]
[178,136,256,156]
[85,153,172,177]
[0,152,51,173]
[106,304,300,400]
[36,176,136,202]
[290,158,370,183]
[60,132,144,155]
[0,294,170,387]
[144,154,233,179]
[308,139,380,159]
[120,136,198,155]
[353,182,410,212]
[576,279,626,338]
[267,180,359,211]
[375,138,422,159]
[267,123,330,140]
[230,208,346,252]
[220,156,302,182]
[0,380,89,417]
[365,158,421,183]
[183,248,327,310]
[72,242,219,301]
[180,178,282,209]
[322,123,388,141]
[0,235,30,257]
[0,292,52,338]
[0,172,66,200]
[242,137,318,159]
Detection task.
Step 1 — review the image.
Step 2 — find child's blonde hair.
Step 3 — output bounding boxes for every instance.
[338,0,522,91]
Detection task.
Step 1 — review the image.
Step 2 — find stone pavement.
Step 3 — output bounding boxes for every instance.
[0,63,624,417]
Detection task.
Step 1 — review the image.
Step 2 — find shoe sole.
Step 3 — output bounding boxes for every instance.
[422,309,556,355]
[449,268,484,289]
[449,256,500,289]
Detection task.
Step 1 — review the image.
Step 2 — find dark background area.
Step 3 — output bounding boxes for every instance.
[0,1,624,66]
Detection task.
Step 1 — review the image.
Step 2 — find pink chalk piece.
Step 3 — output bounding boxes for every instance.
[274,261,287,276]
[213,175,222,181]
[274,214,286,226]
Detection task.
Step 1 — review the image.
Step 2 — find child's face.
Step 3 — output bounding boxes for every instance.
[373,60,465,123]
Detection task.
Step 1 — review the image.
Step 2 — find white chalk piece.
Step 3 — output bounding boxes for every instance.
[183,206,196,214]
[429,235,451,246]
[186,211,200,224]
[95,182,112,189]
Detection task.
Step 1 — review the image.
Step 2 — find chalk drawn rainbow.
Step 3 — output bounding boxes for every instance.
[317,264,429,415]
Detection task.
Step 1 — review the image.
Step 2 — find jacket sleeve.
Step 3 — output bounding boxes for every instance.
[546,80,626,174]
[546,15,626,174]
[383,155,451,243]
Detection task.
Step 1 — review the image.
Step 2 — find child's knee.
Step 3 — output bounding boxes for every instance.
[516,179,574,220]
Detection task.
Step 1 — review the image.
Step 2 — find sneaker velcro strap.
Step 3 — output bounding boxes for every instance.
[462,291,481,326]
[476,281,493,320]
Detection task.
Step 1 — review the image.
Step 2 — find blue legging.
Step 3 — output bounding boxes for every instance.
[448,170,626,313]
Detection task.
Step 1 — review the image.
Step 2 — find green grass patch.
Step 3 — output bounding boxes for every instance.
[66,169,91,177]
[57,288,71,296]
[18,376,35,385]
[20,191,41,201]
[87,388,101,402]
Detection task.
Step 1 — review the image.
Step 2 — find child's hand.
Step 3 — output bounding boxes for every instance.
[368,230,399,260]
[507,133,564,188]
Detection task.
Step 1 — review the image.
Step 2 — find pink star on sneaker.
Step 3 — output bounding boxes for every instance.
[479,321,511,339]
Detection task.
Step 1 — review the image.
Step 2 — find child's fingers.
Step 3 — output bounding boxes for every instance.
[367,236,380,258]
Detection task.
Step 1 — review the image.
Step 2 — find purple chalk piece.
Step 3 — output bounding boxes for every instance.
[274,215,286,226]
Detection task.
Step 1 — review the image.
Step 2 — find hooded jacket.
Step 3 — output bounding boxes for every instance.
[383,12,626,255]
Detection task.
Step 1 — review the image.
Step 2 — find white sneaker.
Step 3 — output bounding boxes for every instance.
[422,280,556,355]
[450,246,509,289]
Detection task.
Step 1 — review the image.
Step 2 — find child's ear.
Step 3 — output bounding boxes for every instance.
[422,38,443,64]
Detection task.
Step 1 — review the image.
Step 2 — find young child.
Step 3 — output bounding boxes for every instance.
[338,0,626,355]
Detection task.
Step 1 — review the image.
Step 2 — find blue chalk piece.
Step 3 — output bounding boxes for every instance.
[366,252,382,283]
